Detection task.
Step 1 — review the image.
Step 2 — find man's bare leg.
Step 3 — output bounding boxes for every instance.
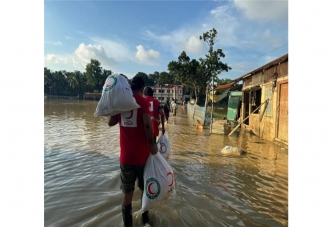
[141,190,149,225]
[122,192,134,227]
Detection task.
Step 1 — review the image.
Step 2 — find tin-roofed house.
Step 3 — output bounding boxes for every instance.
[240,54,288,144]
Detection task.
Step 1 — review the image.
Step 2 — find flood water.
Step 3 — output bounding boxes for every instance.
[44,99,288,227]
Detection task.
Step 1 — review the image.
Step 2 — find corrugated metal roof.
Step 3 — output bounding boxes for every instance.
[214,82,234,91]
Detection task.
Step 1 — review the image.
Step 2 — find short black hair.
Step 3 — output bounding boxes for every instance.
[131,76,145,91]
[143,86,154,97]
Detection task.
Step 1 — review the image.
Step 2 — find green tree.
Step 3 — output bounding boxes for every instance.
[168,51,205,104]
[52,70,68,95]
[44,67,54,95]
[148,71,160,85]
[199,28,232,110]
[159,71,176,85]
[134,72,154,86]
[65,70,88,96]
[66,71,78,93]
[85,59,109,91]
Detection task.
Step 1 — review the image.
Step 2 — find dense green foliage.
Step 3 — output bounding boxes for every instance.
[168,28,231,105]
[44,59,112,97]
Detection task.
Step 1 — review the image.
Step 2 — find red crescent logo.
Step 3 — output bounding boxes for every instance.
[105,78,113,87]
[159,143,167,153]
[167,172,174,187]
[125,110,133,119]
[148,182,155,195]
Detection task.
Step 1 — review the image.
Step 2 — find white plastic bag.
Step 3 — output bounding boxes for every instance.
[94,73,140,117]
[157,132,171,160]
[141,153,175,213]
[221,146,244,155]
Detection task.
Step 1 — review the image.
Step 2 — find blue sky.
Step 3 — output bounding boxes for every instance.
[44,0,288,80]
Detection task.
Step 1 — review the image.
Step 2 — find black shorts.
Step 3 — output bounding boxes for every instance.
[120,164,145,193]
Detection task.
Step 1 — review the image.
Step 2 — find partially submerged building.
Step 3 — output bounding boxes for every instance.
[211,53,288,144]
[239,54,288,144]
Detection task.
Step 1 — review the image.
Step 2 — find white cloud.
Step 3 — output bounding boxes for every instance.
[45,41,63,46]
[45,54,56,62]
[88,37,133,61]
[144,5,241,57]
[74,43,117,68]
[44,54,69,64]
[44,43,118,71]
[234,0,288,21]
[135,45,160,65]
[184,36,205,54]
[144,2,287,57]
[208,5,241,47]
[144,28,208,58]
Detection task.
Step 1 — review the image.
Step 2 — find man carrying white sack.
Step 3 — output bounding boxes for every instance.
[108,76,158,227]
[94,73,140,117]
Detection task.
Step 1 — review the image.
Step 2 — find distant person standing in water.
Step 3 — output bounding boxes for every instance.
[143,86,165,143]
[166,97,171,114]
[171,98,177,116]
[163,104,170,123]
[108,76,157,227]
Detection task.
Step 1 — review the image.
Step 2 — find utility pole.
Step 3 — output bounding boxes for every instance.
[210,74,214,133]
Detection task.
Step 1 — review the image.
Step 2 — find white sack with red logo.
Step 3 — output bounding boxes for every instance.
[141,152,175,213]
[94,73,140,117]
[157,132,171,160]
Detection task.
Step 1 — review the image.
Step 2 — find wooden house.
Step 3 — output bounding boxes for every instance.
[239,54,288,144]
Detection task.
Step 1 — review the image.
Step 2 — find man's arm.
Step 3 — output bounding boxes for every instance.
[142,113,158,155]
[158,106,165,134]
[108,115,119,126]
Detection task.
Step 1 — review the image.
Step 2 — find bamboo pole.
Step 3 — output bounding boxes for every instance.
[228,99,269,136]
[259,99,269,138]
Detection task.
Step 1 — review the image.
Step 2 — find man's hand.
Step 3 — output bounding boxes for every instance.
[108,115,119,126]
[150,143,158,155]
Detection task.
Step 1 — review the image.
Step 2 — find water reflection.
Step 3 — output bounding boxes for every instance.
[44,99,288,226]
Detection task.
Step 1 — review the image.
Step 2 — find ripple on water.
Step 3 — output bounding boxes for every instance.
[44,100,288,227]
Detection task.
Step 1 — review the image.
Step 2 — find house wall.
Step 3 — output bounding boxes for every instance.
[241,60,288,142]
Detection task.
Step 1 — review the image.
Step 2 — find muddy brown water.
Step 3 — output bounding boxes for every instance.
[44,99,288,227]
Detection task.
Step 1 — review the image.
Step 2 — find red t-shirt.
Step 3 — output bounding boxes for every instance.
[145,96,161,136]
[118,94,150,165]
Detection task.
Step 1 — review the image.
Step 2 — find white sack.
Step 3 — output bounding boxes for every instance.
[221,146,245,155]
[141,153,175,213]
[94,73,140,117]
[157,132,171,160]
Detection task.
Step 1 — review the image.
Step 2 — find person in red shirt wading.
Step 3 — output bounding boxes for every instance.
[108,76,157,227]
[143,86,165,142]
